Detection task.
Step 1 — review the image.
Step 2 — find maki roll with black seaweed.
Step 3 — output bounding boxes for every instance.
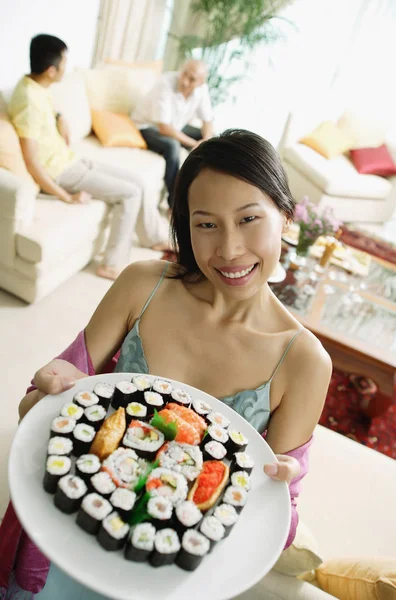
[149,528,180,567]
[93,382,114,410]
[54,474,87,514]
[43,455,71,493]
[125,523,156,562]
[147,496,173,530]
[110,488,136,522]
[97,512,130,551]
[72,423,96,457]
[176,530,210,571]
[112,381,137,410]
[75,453,101,484]
[47,436,73,457]
[74,391,99,409]
[76,493,112,534]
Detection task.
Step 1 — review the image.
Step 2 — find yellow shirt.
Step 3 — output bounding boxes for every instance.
[8,76,75,180]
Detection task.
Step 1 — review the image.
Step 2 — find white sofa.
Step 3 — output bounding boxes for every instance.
[0,66,170,304]
[237,425,396,599]
[279,111,396,224]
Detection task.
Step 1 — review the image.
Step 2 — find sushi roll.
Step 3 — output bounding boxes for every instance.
[125,523,156,562]
[74,391,99,409]
[226,430,248,457]
[199,515,225,551]
[112,381,137,410]
[157,442,203,481]
[147,496,173,530]
[47,436,73,457]
[205,424,229,446]
[83,405,107,431]
[202,440,227,462]
[146,468,188,506]
[176,530,210,571]
[123,420,164,461]
[207,411,230,430]
[131,375,152,403]
[76,453,101,484]
[149,528,180,567]
[214,503,239,538]
[93,382,114,411]
[152,378,173,402]
[192,399,212,422]
[90,471,116,500]
[59,402,84,421]
[230,452,255,476]
[54,474,87,514]
[231,470,251,491]
[125,402,148,425]
[170,389,191,408]
[97,512,129,551]
[173,500,202,537]
[143,391,164,417]
[110,488,136,522]
[72,423,96,457]
[223,485,248,513]
[102,447,143,489]
[43,455,71,493]
[50,416,75,439]
[76,493,112,535]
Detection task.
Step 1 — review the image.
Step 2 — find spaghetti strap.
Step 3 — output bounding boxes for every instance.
[268,328,304,383]
[138,263,169,319]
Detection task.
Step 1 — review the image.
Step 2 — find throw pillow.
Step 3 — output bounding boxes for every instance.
[0,115,39,191]
[299,121,355,159]
[350,145,396,176]
[91,110,147,149]
[315,557,396,600]
[338,109,387,149]
[273,520,323,577]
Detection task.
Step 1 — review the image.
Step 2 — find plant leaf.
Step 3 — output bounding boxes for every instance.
[151,409,178,440]
[128,491,152,526]
[133,459,159,494]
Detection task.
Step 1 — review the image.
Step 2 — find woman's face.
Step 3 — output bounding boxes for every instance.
[189,169,287,300]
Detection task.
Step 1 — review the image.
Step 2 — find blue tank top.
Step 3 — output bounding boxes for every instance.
[115,264,303,434]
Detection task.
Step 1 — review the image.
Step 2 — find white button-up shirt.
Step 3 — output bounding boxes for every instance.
[132,72,213,131]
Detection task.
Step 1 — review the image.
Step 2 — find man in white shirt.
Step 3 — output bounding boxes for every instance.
[132,60,214,207]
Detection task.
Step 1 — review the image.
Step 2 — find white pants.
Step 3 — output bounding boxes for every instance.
[57,158,169,266]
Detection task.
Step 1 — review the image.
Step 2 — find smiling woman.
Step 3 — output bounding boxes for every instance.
[9,129,332,599]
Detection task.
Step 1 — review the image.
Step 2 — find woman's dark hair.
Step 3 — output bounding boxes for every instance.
[30,34,68,75]
[171,129,295,277]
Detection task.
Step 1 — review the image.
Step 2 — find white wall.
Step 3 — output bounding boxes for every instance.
[0,0,100,92]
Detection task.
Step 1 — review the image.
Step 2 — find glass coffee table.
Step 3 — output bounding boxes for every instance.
[271,249,396,399]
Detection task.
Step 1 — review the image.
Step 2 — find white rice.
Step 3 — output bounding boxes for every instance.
[144,391,164,407]
[204,440,227,460]
[76,454,101,474]
[82,493,112,520]
[104,448,142,486]
[58,474,87,499]
[175,501,202,528]
[171,389,191,405]
[234,452,255,470]
[59,402,83,420]
[229,430,248,446]
[126,402,147,418]
[73,423,95,442]
[154,528,180,554]
[147,468,188,506]
[207,425,229,444]
[192,399,212,415]
[214,504,238,527]
[91,472,116,495]
[123,421,164,452]
[147,496,173,521]
[182,530,210,556]
[131,523,156,551]
[47,437,73,456]
[223,485,248,508]
[110,488,136,511]
[102,512,129,540]
[132,375,152,392]
[231,471,251,491]
[200,516,225,542]
[207,412,230,429]
[153,379,172,395]
[158,442,203,481]
[116,380,137,395]
[46,455,71,476]
[94,382,114,399]
[84,405,106,423]
[51,416,75,435]
[74,391,99,408]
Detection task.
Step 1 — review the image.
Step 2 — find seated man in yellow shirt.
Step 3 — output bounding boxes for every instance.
[9,34,169,280]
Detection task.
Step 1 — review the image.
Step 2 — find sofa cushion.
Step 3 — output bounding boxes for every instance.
[0,115,39,192]
[300,121,355,159]
[15,197,108,264]
[338,109,387,149]
[284,144,392,199]
[274,520,323,577]
[91,110,147,149]
[51,72,92,143]
[350,145,396,176]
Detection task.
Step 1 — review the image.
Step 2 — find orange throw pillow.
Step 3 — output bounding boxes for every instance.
[0,115,39,191]
[91,110,147,149]
[300,121,355,159]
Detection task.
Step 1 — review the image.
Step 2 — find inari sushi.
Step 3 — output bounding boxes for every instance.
[97,512,130,551]
[176,530,210,571]
[188,461,229,511]
[149,528,180,567]
[90,407,126,461]
[125,523,156,562]
[76,493,112,535]
[54,474,87,514]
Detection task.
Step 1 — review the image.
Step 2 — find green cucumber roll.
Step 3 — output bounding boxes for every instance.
[110,488,136,522]
[125,401,148,425]
[76,454,101,484]
[59,402,84,421]
[76,493,112,535]
[97,512,130,551]
[199,515,225,551]
[176,530,210,571]
[50,416,75,439]
[147,496,173,530]
[47,436,73,457]
[112,381,137,410]
[223,485,248,513]
[214,503,239,537]
[231,470,251,491]
[93,382,114,410]
[149,528,180,567]
[72,423,96,457]
[125,523,156,562]
[43,455,71,493]
[90,471,116,500]
[54,474,87,514]
[83,404,107,431]
[73,391,99,409]
[226,430,248,457]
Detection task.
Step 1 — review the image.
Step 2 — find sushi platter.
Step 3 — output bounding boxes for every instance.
[9,373,291,600]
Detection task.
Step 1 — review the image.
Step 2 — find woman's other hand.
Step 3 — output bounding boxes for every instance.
[264,455,300,484]
[33,359,87,396]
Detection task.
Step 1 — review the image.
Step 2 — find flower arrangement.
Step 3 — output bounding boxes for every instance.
[294,197,342,256]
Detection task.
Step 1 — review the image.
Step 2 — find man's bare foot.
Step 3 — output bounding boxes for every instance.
[96,264,121,280]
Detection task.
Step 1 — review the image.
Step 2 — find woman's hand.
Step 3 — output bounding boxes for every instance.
[33,359,87,396]
[263,455,300,484]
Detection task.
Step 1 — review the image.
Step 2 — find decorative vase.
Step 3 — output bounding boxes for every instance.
[296,230,316,257]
